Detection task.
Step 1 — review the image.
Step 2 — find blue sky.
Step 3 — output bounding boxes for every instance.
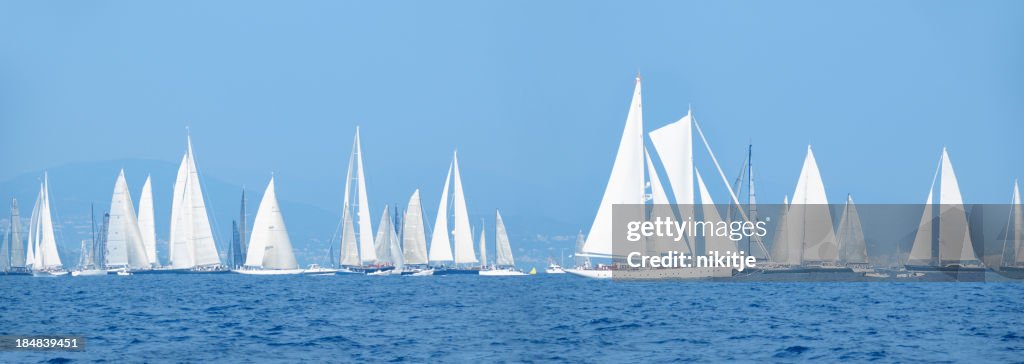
[1,0,1022,233]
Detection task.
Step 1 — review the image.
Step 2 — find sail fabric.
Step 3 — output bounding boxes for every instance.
[788,146,837,263]
[245,178,298,269]
[937,149,978,263]
[340,209,359,266]
[648,112,694,208]
[451,152,477,264]
[478,223,487,267]
[402,190,429,265]
[836,195,869,264]
[354,131,376,264]
[105,170,150,269]
[339,128,376,265]
[373,205,394,264]
[1013,181,1024,264]
[169,137,220,268]
[388,211,404,271]
[10,198,25,268]
[696,170,737,255]
[582,77,645,256]
[428,163,454,263]
[771,196,800,265]
[908,190,935,263]
[169,154,191,268]
[494,210,514,266]
[31,175,62,269]
[137,175,157,266]
[26,190,39,267]
[644,150,670,206]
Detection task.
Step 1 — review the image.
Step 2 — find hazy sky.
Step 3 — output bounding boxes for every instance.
[2,1,1022,230]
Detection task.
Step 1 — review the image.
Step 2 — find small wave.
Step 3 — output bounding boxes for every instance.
[774,345,811,358]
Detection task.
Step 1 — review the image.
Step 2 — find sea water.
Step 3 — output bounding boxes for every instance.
[1,275,1022,362]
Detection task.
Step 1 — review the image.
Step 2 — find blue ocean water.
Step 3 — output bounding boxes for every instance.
[1,275,1022,363]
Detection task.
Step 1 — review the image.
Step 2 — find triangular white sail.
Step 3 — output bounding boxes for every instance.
[169,136,220,268]
[478,222,487,267]
[244,178,298,269]
[402,190,429,265]
[388,212,404,272]
[137,175,157,266]
[787,146,837,263]
[644,150,669,206]
[29,174,62,270]
[937,148,978,263]
[581,76,645,257]
[771,195,799,264]
[428,163,455,263]
[451,151,477,264]
[696,169,736,255]
[836,195,868,264]
[26,188,39,267]
[106,170,150,269]
[1011,180,1024,265]
[339,127,376,265]
[340,207,359,266]
[373,205,394,264]
[908,188,935,264]
[495,210,514,266]
[10,198,25,269]
[648,111,694,208]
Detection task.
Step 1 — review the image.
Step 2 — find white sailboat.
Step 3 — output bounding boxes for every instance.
[167,134,223,272]
[27,174,67,277]
[137,175,158,267]
[429,151,480,275]
[567,76,734,280]
[480,210,526,276]
[368,205,403,276]
[836,195,871,272]
[236,177,303,275]
[906,148,984,274]
[6,198,29,275]
[1000,179,1024,274]
[400,190,432,275]
[72,205,107,277]
[106,170,151,272]
[338,127,378,272]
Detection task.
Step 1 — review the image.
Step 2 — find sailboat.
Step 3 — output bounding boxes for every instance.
[106,169,151,273]
[836,195,872,273]
[228,189,249,269]
[400,189,432,275]
[72,205,108,276]
[905,148,984,278]
[3,198,29,275]
[137,175,158,267]
[337,127,383,274]
[163,134,225,273]
[27,173,68,277]
[999,179,1024,277]
[480,210,526,276]
[235,177,303,275]
[567,76,734,279]
[368,205,405,276]
[430,151,480,275]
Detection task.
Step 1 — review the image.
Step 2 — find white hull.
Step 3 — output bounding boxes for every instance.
[410,269,434,276]
[233,268,305,275]
[32,270,69,277]
[368,269,401,276]
[71,269,108,277]
[302,268,342,275]
[545,266,566,274]
[566,266,731,280]
[479,268,527,276]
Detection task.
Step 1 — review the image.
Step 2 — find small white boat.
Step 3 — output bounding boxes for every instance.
[71,269,108,277]
[32,270,69,277]
[302,264,340,275]
[545,263,566,274]
[896,272,926,278]
[479,267,527,276]
[410,269,434,276]
[234,268,305,275]
[564,267,613,279]
[368,269,401,276]
[116,269,132,276]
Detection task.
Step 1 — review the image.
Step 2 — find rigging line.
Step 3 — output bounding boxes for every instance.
[692,116,772,261]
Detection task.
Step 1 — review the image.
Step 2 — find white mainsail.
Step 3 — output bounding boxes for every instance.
[137,175,157,266]
[339,127,376,265]
[428,163,455,263]
[402,190,429,265]
[373,205,394,264]
[28,174,62,270]
[696,169,736,255]
[648,111,694,209]
[244,177,298,270]
[478,221,487,267]
[1011,180,1023,265]
[908,189,935,264]
[644,150,670,206]
[26,188,39,268]
[388,211,404,271]
[937,148,978,263]
[836,195,868,264]
[169,136,220,268]
[451,151,477,264]
[770,195,798,264]
[786,146,837,263]
[105,170,150,269]
[495,210,514,266]
[581,76,645,257]
[10,198,25,269]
